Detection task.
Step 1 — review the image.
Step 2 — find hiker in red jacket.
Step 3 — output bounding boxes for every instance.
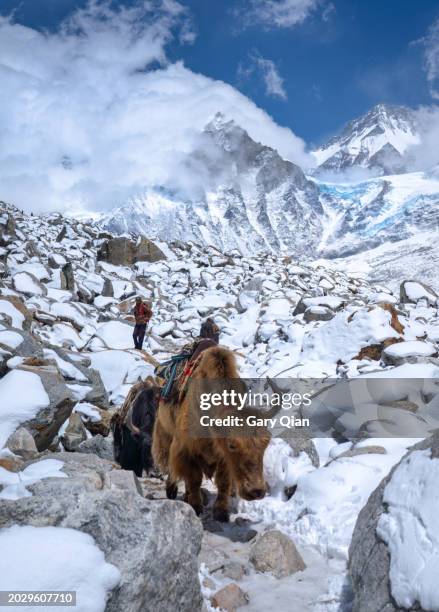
[133,297,152,350]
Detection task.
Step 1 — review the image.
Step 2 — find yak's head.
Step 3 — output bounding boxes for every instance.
[221,426,270,501]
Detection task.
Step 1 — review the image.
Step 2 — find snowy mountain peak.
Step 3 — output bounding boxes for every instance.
[99,114,323,256]
[206,111,232,132]
[93,108,439,264]
[313,103,420,176]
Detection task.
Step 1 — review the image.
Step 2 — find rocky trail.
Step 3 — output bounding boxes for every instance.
[1,200,439,610]
[115,472,346,612]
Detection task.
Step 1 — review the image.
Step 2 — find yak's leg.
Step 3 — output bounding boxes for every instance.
[213,462,232,522]
[184,461,203,515]
[169,440,203,514]
[152,418,171,472]
[152,419,179,499]
[165,475,178,500]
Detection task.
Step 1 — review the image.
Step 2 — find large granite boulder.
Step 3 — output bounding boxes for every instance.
[349,433,439,612]
[97,237,166,266]
[78,434,114,461]
[47,347,109,409]
[18,364,75,451]
[135,236,167,263]
[0,453,203,612]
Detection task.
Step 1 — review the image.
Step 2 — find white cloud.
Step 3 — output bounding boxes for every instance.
[422,17,439,100]
[405,105,439,171]
[238,52,287,100]
[0,1,310,214]
[255,55,287,100]
[240,0,323,30]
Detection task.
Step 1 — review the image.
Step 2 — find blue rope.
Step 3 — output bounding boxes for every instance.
[158,352,192,399]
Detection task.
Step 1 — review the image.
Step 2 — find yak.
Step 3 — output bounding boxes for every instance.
[152,346,270,522]
[112,379,161,477]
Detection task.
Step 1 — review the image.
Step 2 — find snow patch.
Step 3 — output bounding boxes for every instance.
[0,370,50,449]
[0,525,120,612]
[377,449,439,611]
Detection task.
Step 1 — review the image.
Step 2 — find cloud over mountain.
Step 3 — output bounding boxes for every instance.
[0,0,310,214]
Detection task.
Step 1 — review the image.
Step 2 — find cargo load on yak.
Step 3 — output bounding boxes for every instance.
[155,318,220,400]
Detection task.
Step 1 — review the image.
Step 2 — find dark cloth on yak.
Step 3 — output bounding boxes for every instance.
[199,318,220,343]
[113,387,158,477]
[190,337,217,362]
[133,323,147,350]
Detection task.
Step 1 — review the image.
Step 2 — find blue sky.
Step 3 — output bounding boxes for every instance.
[2,0,439,145]
[2,0,439,214]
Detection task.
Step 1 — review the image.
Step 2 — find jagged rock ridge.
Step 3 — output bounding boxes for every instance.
[312,103,419,175]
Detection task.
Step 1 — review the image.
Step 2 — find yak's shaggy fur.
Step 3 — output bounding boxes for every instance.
[112,379,160,477]
[152,346,270,522]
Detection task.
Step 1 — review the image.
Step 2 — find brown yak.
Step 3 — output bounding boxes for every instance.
[152,346,270,522]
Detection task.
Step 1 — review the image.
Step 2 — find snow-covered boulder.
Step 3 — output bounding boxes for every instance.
[260,298,292,322]
[0,297,32,330]
[303,305,334,323]
[400,280,438,306]
[263,438,315,500]
[349,433,439,612]
[14,365,75,451]
[94,320,134,350]
[48,253,67,269]
[12,261,50,282]
[293,295,344,316]
[382,340,437,366]
[12,271,47,297]
[235,290,258,313]
[0,370,51,451]
[0,453,203,612]
[0,329,24,351]
[301,306,400,366]
[0,328,43,360]
[50,302,87,330]
[151,321,175,337]
[89,350,155,404]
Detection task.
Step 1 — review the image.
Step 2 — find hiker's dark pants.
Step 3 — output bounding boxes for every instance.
[133,324,147,350]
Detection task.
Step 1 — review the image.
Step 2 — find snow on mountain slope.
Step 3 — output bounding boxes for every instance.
[97,166,439,266]
[98,113,324,257]
[317,170,439,258]
[326,231,439,294]
[313,104,419,176]
[90,108,439,287]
